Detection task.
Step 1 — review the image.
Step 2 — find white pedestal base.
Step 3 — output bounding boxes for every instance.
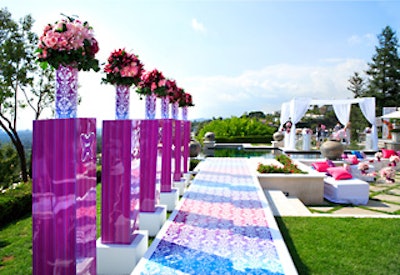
[174,179,187,196]
[96,230,148,275]
[139,205,167,237]
[160,188,179,211]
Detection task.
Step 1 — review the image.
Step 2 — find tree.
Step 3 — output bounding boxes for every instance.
[0,142,20,189]
[347,72,366,98]
[365,26,400,115]
[0,8,54,182]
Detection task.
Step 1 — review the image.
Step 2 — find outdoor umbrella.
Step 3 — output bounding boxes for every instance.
[381,108,400,119]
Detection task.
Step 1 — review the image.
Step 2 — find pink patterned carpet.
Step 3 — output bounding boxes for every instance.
[133,158,297,274]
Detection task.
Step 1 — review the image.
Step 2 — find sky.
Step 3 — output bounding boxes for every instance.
[2,0,400,130]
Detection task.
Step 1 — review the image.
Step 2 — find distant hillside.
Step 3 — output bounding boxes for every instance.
[0,130,33,149]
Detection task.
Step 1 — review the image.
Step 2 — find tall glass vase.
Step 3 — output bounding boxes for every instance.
[145,93,156,119]
[182,106,188,120]
[55,65,78,118]
[171,102,179,120]
[115,85,130,120]
[161,97,169,119]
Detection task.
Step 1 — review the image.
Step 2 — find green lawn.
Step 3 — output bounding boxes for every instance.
[1,184,400,274]
[276,217,400,274]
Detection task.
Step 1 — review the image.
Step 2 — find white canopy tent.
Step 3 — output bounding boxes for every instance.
[280,97,378,151]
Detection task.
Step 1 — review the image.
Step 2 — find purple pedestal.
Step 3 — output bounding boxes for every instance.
[32,118,97,275]
[101,120,140,244]
[183,121,191,174]
[173,120,182,182]
[140,120,159,212]
[160,119,173,192]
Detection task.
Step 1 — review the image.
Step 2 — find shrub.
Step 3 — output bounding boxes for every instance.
[190,159,201,171]
[257,154,306,174]
[0,182,32,226]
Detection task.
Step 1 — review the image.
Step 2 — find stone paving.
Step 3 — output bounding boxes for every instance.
[308,175,400,217]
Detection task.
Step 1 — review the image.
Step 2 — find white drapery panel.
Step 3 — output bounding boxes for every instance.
[332,103,351,127]
[288,98,311,149]
[280,102,291,148]
[279,102,291,129]
[358,98,379,150]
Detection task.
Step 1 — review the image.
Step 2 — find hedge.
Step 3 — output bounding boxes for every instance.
[0,182,32,226]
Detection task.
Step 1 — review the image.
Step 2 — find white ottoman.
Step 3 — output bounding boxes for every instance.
[324,176,369,205]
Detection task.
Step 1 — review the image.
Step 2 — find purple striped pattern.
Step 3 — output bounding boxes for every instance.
[139,120,159,212]
[161,119,173,192]
[32,118,97,275]
[101,120,140,244]
[182,121,191,174]
[173,120,182,181]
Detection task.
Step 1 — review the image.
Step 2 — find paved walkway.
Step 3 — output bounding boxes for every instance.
[308,179,400,217]
[133,158,297,274]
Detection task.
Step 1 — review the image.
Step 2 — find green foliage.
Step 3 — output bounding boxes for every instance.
[0,182,32,226]
[257,154,306,174]
[0,8,55,182]
[196,116,275,144]
[189,159,201,171]
[365,26,400,115]
[0,143,20,189]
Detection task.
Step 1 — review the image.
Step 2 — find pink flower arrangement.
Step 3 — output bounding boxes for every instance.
[375,152,383,162]
[102,48,144,86]
[136,69,167,98]
[389,155,400,167]
[357,161,370,175]
[380,166,396,183]
[37,15,99,71]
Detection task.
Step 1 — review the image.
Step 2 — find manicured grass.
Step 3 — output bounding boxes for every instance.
[0,214,32,274]
[276,217,400,274]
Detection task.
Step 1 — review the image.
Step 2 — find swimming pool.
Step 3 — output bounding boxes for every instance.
[213,147,322,159]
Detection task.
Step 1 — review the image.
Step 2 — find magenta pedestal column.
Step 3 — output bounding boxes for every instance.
[140,120,158,212]
[182,120,191,174]
[32,118,97,275]
[173,119,182,181]
[101,120,140,244]
[160,119,173,192]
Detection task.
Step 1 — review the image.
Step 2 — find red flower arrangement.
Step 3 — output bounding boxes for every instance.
[136,69,167,98]
[165,79,178,98]
[169,87,185,104]
[36,15,99,71]
[179,92,194,107]
[102,48,144,86]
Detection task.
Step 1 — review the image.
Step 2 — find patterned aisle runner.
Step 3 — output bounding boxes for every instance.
[132,158,297,275]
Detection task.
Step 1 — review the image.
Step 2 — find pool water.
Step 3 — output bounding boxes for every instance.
[213,147,322,159]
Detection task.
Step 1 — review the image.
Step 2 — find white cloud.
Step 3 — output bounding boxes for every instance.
[183,59,368,120]
[348,33,376,46]
[191,18,207,33]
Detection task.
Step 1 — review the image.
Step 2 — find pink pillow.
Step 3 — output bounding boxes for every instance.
[327,167,353,180]
[312,162,329,172]
[382,149,396,159]
[347,154,359,165]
